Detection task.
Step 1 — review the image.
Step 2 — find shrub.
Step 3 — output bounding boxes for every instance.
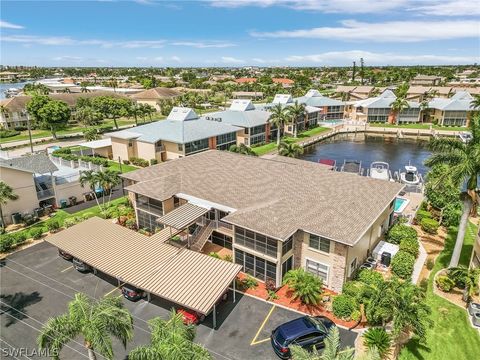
[419,201,428,211]
[391,251,415,280]
[209,252,221,259]
[125,218,136,230]
[386,224,417,245]
[104,207,120,219]
[0,129,20,138]
[150,159,158,166]
[29,228,44,240]
[363,327,391,359]
[223,254,233,262]
[415,210,432,223]
[419,278,429,292]
[130,157,149,167]
[47,220,60,233]
[421,218,439,234]
[13,232,27,245]
[399,236,420,258]
[123,160,131,165]
[442,203,462,227]
[283,268,323,305]
[436,275,455,292]
[342,281,366,302]
[236,275,258,290]
[351,310,362,322]
[357,269,384,287]
[267,290,279,301]
[265,279,276,292]
[63,217,79,228]
[0,234,15,252]
[426,258,435,270]
[332,294,358,320]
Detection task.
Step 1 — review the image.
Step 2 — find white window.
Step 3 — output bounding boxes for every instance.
[309,234,330,253]
[349,258,357,277]
[305,259,329,282]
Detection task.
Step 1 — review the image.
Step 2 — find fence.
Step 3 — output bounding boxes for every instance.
[50,156,103,171]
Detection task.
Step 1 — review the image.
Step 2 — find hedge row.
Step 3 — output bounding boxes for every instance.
[0,129,20,138]
[52,149,110,167]
[391,250,415,280]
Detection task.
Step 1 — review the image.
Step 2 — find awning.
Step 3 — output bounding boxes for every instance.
[156,202,209,229]
[46,217,241,314]
[79,138,112,149]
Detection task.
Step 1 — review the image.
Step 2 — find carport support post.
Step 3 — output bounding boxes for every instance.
[147,292,151,302]
[233,279,236,303]
[213,304,216,329]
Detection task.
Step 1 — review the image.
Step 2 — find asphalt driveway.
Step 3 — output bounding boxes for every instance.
[0,242,357,359]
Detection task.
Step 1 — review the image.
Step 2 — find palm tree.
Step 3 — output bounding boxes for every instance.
[286,101,306,137]
[278,141,304,158]
[80,82,91,93]
[38,293,133,360]
[290,327,354,360]
[95,169,121,209]
[425,114,479,216]
[268,103,287,146]
[391,97,409,125]
[79,170,101,210]
[282,268,323,305]
[129,103,141,126]
[363,327,391,359]
[448,265,480,302]
[229,143,257,156]
[471,95,480,110]
[0,181,18,227]
[129,309,211,360]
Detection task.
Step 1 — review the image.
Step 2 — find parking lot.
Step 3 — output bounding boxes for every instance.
[1,242,357,359]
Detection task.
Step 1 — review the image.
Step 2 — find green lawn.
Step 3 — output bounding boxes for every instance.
[1,197,128,243]
[107,160,139,173]
[399,222,480,360]
[368,123,467,132]
[252,126,330,156]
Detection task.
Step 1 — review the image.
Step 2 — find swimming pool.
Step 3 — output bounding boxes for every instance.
[394,197,410,213]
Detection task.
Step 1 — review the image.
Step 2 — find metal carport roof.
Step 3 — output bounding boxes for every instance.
[156,202,210,229]
[46,217,241,315]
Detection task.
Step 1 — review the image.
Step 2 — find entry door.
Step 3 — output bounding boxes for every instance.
[281,256,293,279]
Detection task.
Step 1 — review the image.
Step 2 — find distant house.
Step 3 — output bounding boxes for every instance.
[235,78,257,84]
[0,92,128,129]
[106,107,242,163]
[334,85,375,100]
[272,78,295,88]
[410,75,444,86]
[129,87,181,111]
[0,71,19,82]
[231,91,264,100]
[294,89,345,121]
[349,90,421,124]
[0,153,87,225]
[428,91,475,127]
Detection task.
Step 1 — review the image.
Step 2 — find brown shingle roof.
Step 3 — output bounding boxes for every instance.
[123,151,403,245]
[46,217,241,314]
[130,87,181,100]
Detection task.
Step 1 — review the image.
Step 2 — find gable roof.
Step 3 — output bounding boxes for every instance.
[229,99,255,112]
[0,153,58,174]
[122,151,403,245]
[354,90,420,109]
[428,91,474,111]
[295,90,344,107]
[272,94,293,104]
[130,87,181,100]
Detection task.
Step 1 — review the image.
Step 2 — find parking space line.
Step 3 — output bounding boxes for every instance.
[250,304,276,346]
[103,283,124,297]
[60,265,73,272]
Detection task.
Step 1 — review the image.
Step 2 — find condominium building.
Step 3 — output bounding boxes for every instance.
[428,91,475,127]
[106,107,242,163]
[348,90,421,124]
[294,89,345,121]
[121,150,403,293]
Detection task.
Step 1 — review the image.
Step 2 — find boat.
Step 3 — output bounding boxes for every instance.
[458,131,472,143]
[318,158,336,170]
[368,161,393,181]
[4,88,21,98]
[340,160,363,175]
[400,165,421,186]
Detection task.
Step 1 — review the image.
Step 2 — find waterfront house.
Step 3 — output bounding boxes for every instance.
[349,90,421,124]
[106,107,242,163]
[410,74,444,86]
[294,89,345,121]
[121,150,403,293]
[0,153,87,225]
[428,91,475,127]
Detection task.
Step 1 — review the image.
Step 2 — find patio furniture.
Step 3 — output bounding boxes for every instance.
[468,302,480,316]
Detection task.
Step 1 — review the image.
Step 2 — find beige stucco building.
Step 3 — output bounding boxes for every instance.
[121,150,402,293]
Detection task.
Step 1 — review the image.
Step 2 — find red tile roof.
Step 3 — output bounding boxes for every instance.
[272,78,294,84]
[235,78,257,84]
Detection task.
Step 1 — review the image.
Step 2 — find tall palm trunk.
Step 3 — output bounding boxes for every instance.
[0,205,4,227]
[87,348,97,360]
[276,127,281,146]
[113,116,119,129]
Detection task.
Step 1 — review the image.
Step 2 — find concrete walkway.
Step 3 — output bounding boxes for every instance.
[412,241,428,284]
[449,199,472,268]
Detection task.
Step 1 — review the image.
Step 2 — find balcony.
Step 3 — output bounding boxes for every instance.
[37,187,55,200]
[136,199,163,216]
[155,145,165,152]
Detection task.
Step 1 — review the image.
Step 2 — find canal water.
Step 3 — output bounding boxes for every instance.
[300,133,432,176]
[0,81,30,99]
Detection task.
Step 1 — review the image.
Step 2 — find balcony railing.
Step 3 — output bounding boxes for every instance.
[155,145,165,152]
[136,200,163,215]
[37,188,55,200]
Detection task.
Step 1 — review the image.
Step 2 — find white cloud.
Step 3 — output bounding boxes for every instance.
[221,56,245,64]
[209,0,408,13]
[171,41,236,48]
[170,56,182,62]
[409,1,480,16]
[3,35,75,45]
[283,50,477,65]
[210,0,480,15]
[251,20,479,42]
[52,56,83,62]
[0,20,24,29]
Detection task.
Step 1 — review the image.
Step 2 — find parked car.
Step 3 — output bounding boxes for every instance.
[177,309,206,325]
[72,258,91,272]
[58,249,73,261]
[121,285,146,301]
[271,316,336,359]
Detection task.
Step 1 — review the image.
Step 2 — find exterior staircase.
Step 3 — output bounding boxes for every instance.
[190,220,215,252]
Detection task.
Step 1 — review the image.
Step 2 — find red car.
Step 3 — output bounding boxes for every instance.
[177,309,205,325]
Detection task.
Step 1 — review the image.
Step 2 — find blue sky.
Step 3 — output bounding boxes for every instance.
[1,0,479,67]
